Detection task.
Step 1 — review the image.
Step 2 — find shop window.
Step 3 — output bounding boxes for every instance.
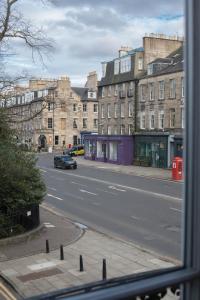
[109,142,117,160]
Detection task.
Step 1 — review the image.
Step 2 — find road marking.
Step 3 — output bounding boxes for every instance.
[80,189,97,196]
[170,207,182,213]
[71,181,88,187]
[47,193,63,201]
[40,167,182,202]
[47,186,57,191]
[109,185,126,192]
[44,222,56,228]
[40,169,47,173]
[131,215,140,221]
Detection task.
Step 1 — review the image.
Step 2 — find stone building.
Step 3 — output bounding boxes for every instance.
[2,72,98,151]
[84,34,183,165]
[136,46,184,168]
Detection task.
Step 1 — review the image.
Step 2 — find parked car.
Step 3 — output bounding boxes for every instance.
[54,155,77,169]
[63,145,84,156]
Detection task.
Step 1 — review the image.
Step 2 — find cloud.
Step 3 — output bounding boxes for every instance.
[50,0,184,18]
[3,0,184,86]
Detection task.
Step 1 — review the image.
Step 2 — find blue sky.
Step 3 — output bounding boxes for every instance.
[5,0,184,86]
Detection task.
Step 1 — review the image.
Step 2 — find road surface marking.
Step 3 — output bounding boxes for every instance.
[170,207,182,213]
[40,169,47,173]
[47,193,63,201]
[109,185,126,192]
[71,181,88,187]
[131,215,140,221]
[44,222,56,228]
[80,189,97,196]
[47,186,57,191]
[40,167,182,202]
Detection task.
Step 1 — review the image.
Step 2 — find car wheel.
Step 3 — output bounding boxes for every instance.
[73,165,77,169]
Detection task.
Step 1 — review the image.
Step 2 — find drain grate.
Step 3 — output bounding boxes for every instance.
[17,268,63,282]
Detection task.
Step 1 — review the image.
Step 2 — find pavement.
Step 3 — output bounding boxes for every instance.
[0,204,180,300]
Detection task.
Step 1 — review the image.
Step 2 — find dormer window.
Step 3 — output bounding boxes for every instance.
[114,59,120,75]
[102,62,107,77]
[138,58,143,70]
[120,56,131,73]
[147,64,153,75]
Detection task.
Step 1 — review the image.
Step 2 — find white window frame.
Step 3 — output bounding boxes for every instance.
[114,103,118,118]
[169,108,176,128]
[114,84,118,96]
[181,77,184,98]
[128,102,133,117]
[149,83,155,101]
[140,112,145,129]
[114,59,120,75]
[120,103,125,118]
[169,79,176,98]
[138,57,143,70]
[101,104,105,118]
[150,112,155,129]
[128,124,133,135]
[93,103,98,113]
[120,124,125,135]
[107,125,112,135]
[140,85,145,102]
[159,80,165,100]
[159,110,164,129]
[107,104,111,118]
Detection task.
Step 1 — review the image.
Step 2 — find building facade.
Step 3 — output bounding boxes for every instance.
[136,46,184,168]
[2,72,98,151]
[85,34,183,166]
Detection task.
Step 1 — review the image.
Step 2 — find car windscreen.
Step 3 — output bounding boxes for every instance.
[62,156,73,161]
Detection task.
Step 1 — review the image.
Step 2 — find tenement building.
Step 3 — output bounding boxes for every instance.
[84,34,183,166]
[136,46,184,168]
[1,72,98,151]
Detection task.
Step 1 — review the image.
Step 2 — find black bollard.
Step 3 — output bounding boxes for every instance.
[80,255,84,272]
[102,259,107,280]
[46,239,50,253]
[60,245,64,260]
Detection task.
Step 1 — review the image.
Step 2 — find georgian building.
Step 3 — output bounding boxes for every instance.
[84,34,183,165]
[136,46,184,168]
[1,72,98,151]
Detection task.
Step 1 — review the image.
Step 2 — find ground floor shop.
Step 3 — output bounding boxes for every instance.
[84,135,133,165]
[134,133,183,168]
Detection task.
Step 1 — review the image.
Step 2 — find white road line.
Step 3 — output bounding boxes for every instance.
[131,215,141,221]
[47,193,63,201]
[40,166,182,202]
[47,186,57,191]
[71,181,88,187]
[109,185,126,192]
[40,169,47,173]
[170,207,182,213]
[80,189,97,196]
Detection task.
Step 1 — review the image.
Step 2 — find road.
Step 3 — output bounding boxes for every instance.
[38,154,183,260]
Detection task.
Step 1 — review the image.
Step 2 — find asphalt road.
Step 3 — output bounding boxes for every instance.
[37,154,183,260]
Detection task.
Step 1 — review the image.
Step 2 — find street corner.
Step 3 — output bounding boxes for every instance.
[0,205,83,262]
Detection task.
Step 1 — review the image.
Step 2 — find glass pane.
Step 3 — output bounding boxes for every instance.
[0,0,184,298]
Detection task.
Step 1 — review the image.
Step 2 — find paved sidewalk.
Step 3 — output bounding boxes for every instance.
[0,205,180,299]
[76,157,173,180]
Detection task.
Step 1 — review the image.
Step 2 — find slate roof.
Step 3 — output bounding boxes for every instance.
[71,87,97,101]
[146,46,184,78]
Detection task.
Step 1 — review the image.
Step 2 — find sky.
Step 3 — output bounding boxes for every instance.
[5,0,184,86]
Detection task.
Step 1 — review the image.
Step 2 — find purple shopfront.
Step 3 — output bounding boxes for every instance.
[84,135,134,165]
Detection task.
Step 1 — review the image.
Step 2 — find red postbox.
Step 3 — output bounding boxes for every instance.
[172,157,183,180]
[68,144,72,149]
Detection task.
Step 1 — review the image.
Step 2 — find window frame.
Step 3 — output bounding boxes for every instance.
[37,1,200,299]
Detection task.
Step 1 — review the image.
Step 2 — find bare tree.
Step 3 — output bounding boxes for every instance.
[0,0,54,123]
[0,0,53,59]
